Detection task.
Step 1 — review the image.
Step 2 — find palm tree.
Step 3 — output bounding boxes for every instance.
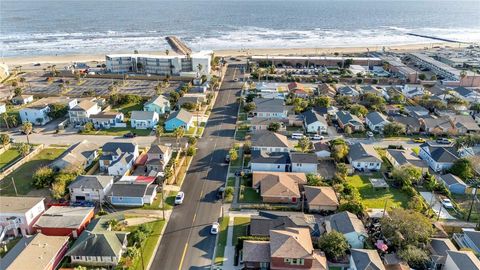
[9,115,18,128]
[165,49,170,56]
[18,143,31,157]
[173,127,185,148]
[197,63,203,77]
[1,113,9,129]
[21,121,33,144]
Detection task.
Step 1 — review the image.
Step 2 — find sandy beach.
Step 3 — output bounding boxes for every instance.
[1,42,466,68]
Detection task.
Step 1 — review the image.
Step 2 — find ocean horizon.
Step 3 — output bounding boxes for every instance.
[1,0,480,57]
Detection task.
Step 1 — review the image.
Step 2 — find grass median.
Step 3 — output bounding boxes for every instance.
[214,217,230,265]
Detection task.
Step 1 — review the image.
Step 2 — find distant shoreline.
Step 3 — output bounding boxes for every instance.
[1,42,467,67]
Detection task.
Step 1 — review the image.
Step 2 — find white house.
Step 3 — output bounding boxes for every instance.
[347,143,382,171]
[69,100,101,125]
[51,140,98,171]
[251,131,290,153]
[443,250,480,270]
[0,103,5,114]
[290,153,318,174]
[99,142,139,176]
[90,111,125,129]
[130,111,159,129]
[365,111,390,132]
[0,196,45,237]
[68,175,114,203]
[326,211,367,249]
[303,109,328,134]
[252,98,288,119]
[20,97,78,125]
[418,142,459,172]
[12,95,33,105]
[251,150,290,172]
[145,144,172,173]
[313,142,331,158]
[402,84,425,98]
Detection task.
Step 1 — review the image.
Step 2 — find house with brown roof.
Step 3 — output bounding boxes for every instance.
[242,227,327,270]
[288,82,310,98]
[253,172,307,203]
[304,186,339,212]
[51,140,98,171]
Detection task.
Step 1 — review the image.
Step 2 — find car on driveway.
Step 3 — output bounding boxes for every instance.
[174,191,185,205]
[210,222,219,234]
[441,198,454,209]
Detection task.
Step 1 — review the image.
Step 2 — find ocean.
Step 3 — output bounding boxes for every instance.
[1,0,480,57]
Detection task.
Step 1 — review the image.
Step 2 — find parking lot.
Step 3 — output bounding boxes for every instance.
[21,75,181,97]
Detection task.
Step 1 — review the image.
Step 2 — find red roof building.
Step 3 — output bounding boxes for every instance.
[33,206,94,238]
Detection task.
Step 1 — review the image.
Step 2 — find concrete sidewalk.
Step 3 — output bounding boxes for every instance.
[420,191,456,220]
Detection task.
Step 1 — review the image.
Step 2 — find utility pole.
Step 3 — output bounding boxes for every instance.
[437,204,443,221]
[382,199,388,218]
[11,177,18,196]
[162,179,165,220]
[468,185,478,221]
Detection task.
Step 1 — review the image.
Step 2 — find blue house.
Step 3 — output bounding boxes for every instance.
[144,95,170,115]
[165,109,194,132]
[437,173,468,194]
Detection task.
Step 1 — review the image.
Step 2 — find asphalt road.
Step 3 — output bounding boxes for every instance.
[150,65,242,270]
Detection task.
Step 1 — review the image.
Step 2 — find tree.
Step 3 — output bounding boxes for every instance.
[318,231,349,261]
[330,139,349,162]
[244,102,256,113]
[418,73,426,80]
[51,179,66,199]
[169,91,180,104]
[297,136,311,152]
[381,208,433,248]
[21,121,33,144]
[14,87,23,96]
[335,95,352,107]
[383,122,406,136]
[229,148,238,161]
[392,165,422,187]
[48,103,68,119]
[84,122,94,131]
[33,166,55,188]
[349,104,368,117]
[360,93,385,111]
[173,127,185,146]
[398,245,430,269]
[155,126,164,138]
[267,122,281,132]
[336,163,348,179]
[165,49,170,56]
[314,96,331,108]
[0,133,10,148]
[306,174,324,186]
[339,199,365,215]
[1,113,9,129]
[450,158,474,180]
[181,102,197,111]
[186,146,196,156]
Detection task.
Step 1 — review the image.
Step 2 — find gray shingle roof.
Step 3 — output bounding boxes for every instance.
[166,108,193,123]
[464,230,480,249]
[102,142,137,153]
[131,110,157,121]
[290,152,317,164]
[110,182,156,197]
[350,249,385,270]
[34,206,94,229]
[251,131,290,149]
[439,173,467,187]
[253,98,285,113]
[327,211,366,234]
[348,143,382,163]
[251,150,290,164]
[366,111,388,126]
[303,110,327,126]
[69,175,114,190]
[446,250,480,270]
[336,111,363,126]
[243,241,271,263]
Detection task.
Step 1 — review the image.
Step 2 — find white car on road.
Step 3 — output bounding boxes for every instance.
[441,198,454,209]
[174,191,185,205]
[210,222,219,234]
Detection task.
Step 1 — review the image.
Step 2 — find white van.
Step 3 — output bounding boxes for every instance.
[291,133,304,139]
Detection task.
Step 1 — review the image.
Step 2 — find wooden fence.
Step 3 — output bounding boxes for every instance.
[0,144,45,180]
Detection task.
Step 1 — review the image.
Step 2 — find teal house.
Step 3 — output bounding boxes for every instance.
[165,109,194,131]
[144,95,170,115]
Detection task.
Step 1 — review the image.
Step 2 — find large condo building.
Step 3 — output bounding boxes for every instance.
[106,51,212,76]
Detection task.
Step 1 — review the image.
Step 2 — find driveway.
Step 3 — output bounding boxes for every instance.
[419,191,456,220]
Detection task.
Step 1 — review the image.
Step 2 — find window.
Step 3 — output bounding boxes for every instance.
[297,163,302,167]
[284,258,304,265]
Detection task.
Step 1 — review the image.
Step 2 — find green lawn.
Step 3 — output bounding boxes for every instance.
[227,177,235,187]
[347,175,409,209]
[0,149,21,170]
[0,237,21,258]
[142,191,178,210]
[230,148,243,167]
[81,127,152,136]
[214,217,230,265]
[126,219,165,270]
[233,217,250,246]
[0,148,66,196]
[235,130,248,141]
[115,102,144,116]
[412,147,420,155]
[240,187,262,203]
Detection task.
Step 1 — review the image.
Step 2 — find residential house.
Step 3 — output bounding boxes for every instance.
[109,176,158,206]
[452,115,480,134]
[419,142,459,172]
[349,249,385,270]
[392,116,421,134]
[443,250,480,270]
[420,116,455,135]
[325,211,367,249]
[476,113,480,125]
[144,95,170,115]
[384,105,401,115]
[177,96,203,110]
[90,111,125,129]
[402,84,425,98]
[317,83,336,98]
[0,102,5,114]
[51,140,98,171]
[337,85,360,97]
[288,82,310,98]
[33,206,94,238]
[304,186,339,212]
[365,111,390,133]
[252,98,288,118]
[360,85,384,96]
[243,227,327,270]
[303,109,328,134]
[252,131,290,153]
[290,153,318,174]
[452,87,480,103]
[69,100,101,125]
[11,94,33,105]
[68,175,114,203]
[453,229,480,254]
[249,211,319,238]
[385,149,428,173]
[19,96,78,125]
[252,172,307,203]
[67,215,129,267]
[1,233,69,270]
[313,142,331,159]
[164,109,194,131]
[437,174,468,194]
[251,150,290,172]
[145,144,172,173]
[130,110,159,129]
[429,238,457,270]
[336,111,364,132]
[0,196,45,237]
[250,117,287,133]
[404,105,430,118]
[99,142,139,176]
[348,143,382,171]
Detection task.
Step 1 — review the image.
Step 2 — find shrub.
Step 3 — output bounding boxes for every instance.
[186,146,196,156]
[33,166,55,188]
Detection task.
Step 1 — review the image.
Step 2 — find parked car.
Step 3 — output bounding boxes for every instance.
[234,170,244,177]
[174,191,185,205]
[312,134,324,140]
[436,138,451,144]
[123,132,136,138]
[291,133,304,139]
[210,222,220,234]
[225,154,230,163]
[413,138,426,143]
[441,198,454,209]
[233,78,239,82]
[366,131,374,137]
[216,187,225,200]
